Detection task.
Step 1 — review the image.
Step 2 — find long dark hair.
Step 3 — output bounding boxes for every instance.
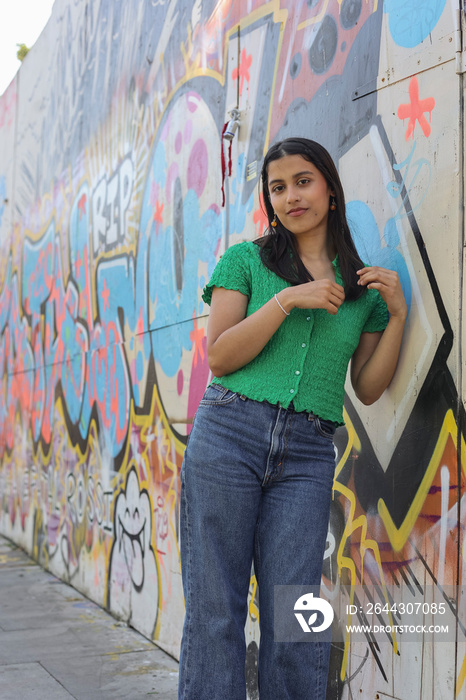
[256,137,365,301]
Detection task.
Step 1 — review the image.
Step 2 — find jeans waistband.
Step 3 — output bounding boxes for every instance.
[212,384,338,428]
[244,395,337,428]
[283,401,335,426]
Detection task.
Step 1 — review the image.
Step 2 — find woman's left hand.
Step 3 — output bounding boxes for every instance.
[357,266,407,320]
[351,266,407,404]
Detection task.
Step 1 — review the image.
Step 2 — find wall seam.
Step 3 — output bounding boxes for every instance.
[455,3,465,699]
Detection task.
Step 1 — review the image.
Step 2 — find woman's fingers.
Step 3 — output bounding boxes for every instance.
[357,267,400,294]
[357,267,407,318]
[327,284,345,314]
[293,279,345,314]
[357,266,396,285]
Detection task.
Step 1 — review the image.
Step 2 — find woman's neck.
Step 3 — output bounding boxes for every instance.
[296,233,334,265]
[295,234,336,282]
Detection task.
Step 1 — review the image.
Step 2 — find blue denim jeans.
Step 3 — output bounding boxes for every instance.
[179,384,336,700]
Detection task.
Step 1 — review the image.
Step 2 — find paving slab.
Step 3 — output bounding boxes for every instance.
[0,662,75,700]
[42,648,179,700]
[0,535,179,699]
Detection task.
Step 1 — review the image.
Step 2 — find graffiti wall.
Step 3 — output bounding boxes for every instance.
[0,0,464,697]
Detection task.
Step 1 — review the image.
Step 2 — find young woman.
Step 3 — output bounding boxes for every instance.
[178,138,407,700]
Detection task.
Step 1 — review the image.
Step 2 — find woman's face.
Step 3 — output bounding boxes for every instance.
[267,154,333,240]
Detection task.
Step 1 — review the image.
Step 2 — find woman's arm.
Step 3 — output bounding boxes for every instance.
[350,266,407,405]
[207,279,345,377]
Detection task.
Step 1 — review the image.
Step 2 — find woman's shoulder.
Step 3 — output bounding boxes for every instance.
[215,240,263,271]
[220,240,260,260]
[202,241,259,305]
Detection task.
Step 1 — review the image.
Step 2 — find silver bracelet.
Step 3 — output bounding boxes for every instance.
[274,293,290,317]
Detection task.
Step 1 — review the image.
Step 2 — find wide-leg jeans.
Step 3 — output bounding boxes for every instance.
[178,384,337,700]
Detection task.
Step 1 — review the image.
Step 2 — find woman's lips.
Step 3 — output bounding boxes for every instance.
[287,208,308,217]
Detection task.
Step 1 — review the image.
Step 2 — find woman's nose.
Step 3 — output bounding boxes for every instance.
[286,185,300,202]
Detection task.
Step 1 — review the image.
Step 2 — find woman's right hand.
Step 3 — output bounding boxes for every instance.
[206,280,345,377]
[279,280,345,315]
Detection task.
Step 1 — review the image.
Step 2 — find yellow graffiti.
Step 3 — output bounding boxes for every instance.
[333,406,360,485]
[104,384,185,616]
[2,364,185,645]
[332,406,466,683]
[378,409,465,552]
[457,649,466,697]
[334,409,398,681]
[150,0,287,161]
[248,574,259,622]
[180,22,202,75]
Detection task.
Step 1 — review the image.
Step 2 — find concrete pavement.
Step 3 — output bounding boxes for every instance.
[0,535,179,699]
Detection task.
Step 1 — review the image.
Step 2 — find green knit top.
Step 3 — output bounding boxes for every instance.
[202,241,388,425]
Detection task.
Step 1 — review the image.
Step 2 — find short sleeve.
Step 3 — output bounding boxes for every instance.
[202,242,252,306]
[362,291,389,333]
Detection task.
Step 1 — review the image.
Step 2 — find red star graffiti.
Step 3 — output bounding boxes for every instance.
[190,313,205,368]
[101,278,110,312]
[154,200,164,234]
[77,193,87,219]
[232,48,253,96]
[397,76,435,141]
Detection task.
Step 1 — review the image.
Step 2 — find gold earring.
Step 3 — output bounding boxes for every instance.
[271,214,278,227]
[330,197,336,211]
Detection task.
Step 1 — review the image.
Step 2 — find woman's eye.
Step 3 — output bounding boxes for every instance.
[272,185,284,193]
[298,178,310,185]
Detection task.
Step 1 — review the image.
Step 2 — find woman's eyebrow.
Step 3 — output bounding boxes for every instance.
[268,170,315,186]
